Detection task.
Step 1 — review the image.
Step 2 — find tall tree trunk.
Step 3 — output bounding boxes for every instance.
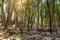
[40,2,43,28]
[37,0,40,29]
[27,0,31,32]
[47,0,52,33]
[2,0,5,30]
[14,0,18,27]
[5,0,11,30]
[52,0,56,31]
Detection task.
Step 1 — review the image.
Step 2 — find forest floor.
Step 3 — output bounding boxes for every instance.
[0,29,60,40]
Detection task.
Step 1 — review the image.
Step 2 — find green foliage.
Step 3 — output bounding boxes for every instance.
[15,34,22,40]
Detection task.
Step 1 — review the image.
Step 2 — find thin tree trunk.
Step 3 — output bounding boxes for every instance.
[37,0,40,29]
[52,0,56,32]
[27,0,31,32]
[40,2,43,28]
[2,0,5,31]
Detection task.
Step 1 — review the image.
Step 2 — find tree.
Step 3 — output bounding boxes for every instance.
[46,0,52,33]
